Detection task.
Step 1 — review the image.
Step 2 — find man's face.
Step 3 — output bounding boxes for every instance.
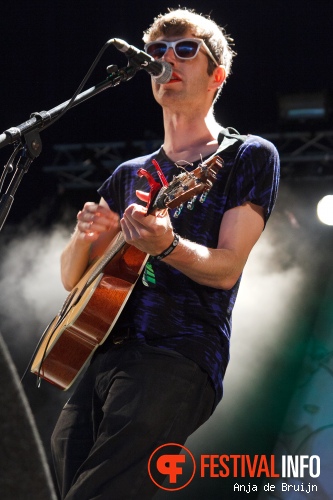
[148,30,219,110]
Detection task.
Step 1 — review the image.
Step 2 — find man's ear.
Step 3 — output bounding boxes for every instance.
[213,66,226,87]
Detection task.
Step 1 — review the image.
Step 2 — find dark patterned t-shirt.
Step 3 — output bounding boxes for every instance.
[98,135,280,408]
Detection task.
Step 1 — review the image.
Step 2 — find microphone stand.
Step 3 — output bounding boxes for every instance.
[0,62,138,232]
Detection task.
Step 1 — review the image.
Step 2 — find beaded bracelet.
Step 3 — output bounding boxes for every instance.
[152,233,180,261]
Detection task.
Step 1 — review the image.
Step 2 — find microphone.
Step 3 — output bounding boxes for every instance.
[112,38,172,84]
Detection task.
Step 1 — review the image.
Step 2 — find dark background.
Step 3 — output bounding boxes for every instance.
[0,1,333,499]
[0,0,332,221]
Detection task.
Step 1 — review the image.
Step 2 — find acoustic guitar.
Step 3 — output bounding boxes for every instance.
[30,155,223,390]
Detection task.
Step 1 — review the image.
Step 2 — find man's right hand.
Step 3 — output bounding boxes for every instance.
[76,201,120,242]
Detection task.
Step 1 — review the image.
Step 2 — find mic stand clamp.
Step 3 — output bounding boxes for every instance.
[0,129,42,231]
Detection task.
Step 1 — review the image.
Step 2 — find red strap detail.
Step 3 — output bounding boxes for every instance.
[152,159,169,187]
[137,160,168,214]
[137,168,161,214]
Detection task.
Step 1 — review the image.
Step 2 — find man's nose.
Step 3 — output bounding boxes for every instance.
[161,47,176,63]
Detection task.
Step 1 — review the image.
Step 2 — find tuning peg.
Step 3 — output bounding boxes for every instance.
[187,196,197,210]
[173,204,184,218]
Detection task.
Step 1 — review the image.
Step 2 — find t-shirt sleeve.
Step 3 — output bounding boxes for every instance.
[98,165,123,215]
[225,136,280,226]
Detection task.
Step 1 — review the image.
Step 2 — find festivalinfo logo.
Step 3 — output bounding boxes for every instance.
[148,444,320,495]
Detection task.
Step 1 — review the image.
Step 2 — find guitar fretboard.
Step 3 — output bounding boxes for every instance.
[86,232,126,288]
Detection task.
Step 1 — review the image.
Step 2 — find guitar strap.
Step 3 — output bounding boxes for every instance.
[203,126,247,199]
[216,126,248,198]
[217,126,248,152]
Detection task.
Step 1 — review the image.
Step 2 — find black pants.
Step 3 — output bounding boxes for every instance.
[51,341,215,499]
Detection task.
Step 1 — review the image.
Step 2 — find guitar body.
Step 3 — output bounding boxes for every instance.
[31,235,147,390]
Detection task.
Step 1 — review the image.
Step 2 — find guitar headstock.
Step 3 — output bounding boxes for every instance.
[137,155,223,215]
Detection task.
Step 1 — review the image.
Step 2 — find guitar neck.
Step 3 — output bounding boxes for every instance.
[86,232,126,288]
[83,155,224,290]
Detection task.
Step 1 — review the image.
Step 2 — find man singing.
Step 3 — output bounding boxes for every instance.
[51,8,280,499]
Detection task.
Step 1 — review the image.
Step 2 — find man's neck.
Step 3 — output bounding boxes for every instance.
[162,109,222,163]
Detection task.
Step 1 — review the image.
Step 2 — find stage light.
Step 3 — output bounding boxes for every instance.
[317,195,333,225]
[278,91,330,122]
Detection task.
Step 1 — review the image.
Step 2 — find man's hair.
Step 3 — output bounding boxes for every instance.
[143,8,236,86]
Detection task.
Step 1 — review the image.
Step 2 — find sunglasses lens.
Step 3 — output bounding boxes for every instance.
[146,43,167,59]
[175,40,200,59]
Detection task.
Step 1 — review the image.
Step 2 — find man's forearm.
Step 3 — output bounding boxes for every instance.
[162,237,242,290]
[60,228,92,291]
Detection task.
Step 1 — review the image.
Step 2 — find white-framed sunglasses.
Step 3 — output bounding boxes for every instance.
[144,38,219,67]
